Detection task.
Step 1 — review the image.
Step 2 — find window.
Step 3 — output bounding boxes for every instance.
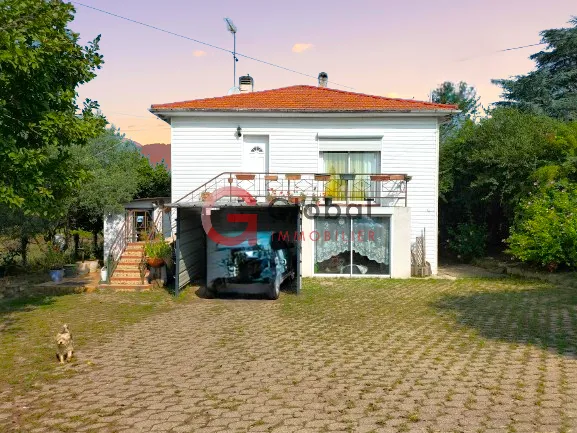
[314,216,390,275]
[250,146,264,154]
[321,152,379,200]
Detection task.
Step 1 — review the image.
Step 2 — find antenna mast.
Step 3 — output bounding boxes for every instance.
[224,18,238,87]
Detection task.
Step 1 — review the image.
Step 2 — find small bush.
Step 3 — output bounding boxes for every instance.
[144,234,172,264]
[507,181,577,270]
[446,223,487,262]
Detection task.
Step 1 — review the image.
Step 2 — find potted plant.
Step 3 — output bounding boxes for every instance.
[288,193,300,204]
[45,244,65,283]
[299,191,307,203]
[235,173,255,181]
[314,174,331,182]
[266,188,277,203]
[340,173,356,181]
[370,174,391,181]
[323,192,333,207]
[285,174,301,181]
[200,191,212,202]
[144,234,172,268]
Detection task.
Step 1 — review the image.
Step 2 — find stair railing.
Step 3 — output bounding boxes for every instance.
[106,215,130,284]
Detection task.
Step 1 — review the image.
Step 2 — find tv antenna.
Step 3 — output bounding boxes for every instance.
[224,18,238,87]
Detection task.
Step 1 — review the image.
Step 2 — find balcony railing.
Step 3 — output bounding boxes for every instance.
[172,172,410,207]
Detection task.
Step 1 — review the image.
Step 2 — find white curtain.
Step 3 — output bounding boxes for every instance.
[315,217,350,263]
[352,217,390,265]
[315,217,390,265]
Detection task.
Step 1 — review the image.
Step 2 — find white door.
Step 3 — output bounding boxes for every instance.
[242,136,268,200]
[243,136,268,173]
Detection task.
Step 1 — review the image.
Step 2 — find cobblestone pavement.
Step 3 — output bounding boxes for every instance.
[1,278,577,432]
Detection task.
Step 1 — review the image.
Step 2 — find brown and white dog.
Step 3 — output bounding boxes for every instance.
[55,324,74,364]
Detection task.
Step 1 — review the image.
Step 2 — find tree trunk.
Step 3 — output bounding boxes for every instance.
[20,235,29,268]
[74,233,80,259]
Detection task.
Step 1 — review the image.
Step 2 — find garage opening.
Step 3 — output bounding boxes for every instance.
[174,206,301,298]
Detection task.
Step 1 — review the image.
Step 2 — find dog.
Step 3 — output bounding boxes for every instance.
[55,324,74,364]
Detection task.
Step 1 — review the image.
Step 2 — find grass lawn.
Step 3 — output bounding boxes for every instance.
[1,276,577,432]
[0,287,195,395]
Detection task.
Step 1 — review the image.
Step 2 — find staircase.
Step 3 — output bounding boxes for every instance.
[102,242,151,290]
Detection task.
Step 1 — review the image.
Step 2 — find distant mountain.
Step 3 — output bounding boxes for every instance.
[131,142,171,169]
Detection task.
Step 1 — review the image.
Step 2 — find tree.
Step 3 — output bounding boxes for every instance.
[134,159,171,199]
[439,108,577,251]
[0,0,106,213]
[493,17,577,121]
[431,81,480,142]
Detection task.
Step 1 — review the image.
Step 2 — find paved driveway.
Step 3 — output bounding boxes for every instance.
[2,278,577,432]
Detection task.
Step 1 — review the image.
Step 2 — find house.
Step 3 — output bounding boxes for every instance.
[147,74,458,293]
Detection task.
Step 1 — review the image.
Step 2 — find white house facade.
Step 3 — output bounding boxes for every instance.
[149,77,458,293]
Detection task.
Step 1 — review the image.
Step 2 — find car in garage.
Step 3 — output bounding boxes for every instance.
[207,231,295,299]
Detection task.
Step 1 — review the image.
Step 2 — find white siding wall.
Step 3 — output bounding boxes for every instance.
[171,116,439,273]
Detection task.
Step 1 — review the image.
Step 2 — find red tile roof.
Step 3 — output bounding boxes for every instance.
[150,85,458,113]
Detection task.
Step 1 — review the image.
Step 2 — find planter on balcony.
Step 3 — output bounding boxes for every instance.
[314,174,331,182]
[324,197,333,206]
[389,174,406,181]
[370,174,391,181]
[264,174,278,181]
[285,174,301,181]
[340,174,356,181]
[235,174,255,181]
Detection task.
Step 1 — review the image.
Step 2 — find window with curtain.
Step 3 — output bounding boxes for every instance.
[322,152,379,200]
[314,216,390,275]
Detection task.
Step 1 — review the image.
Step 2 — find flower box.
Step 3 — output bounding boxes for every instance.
[370,175,391,181]
[235,174,255,181]
[314,174,331,182]
[389,174,406,181]
[264,175,278,181]
[285,174,301,181]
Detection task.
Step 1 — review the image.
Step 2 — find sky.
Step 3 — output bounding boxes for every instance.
[71,0,576,145]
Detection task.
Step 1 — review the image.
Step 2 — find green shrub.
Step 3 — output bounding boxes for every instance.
[446,223,488,262]
[144,234,172,264]
[507,181,577,270]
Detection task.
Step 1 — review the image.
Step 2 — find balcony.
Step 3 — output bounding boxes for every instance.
[171,172,410,208]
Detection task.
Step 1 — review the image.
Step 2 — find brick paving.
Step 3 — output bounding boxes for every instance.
[1,278,577,432]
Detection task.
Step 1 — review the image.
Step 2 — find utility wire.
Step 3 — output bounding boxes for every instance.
[71,1,356,90]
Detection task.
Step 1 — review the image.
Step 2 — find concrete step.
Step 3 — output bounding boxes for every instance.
[109,276,145,285]
[115,263,141,271]
[113,270,141,278]
[98,283,152,291]
[119,255,142,263]
[122,249,143,257]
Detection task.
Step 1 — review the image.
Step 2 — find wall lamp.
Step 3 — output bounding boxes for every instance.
[235,126,242,138]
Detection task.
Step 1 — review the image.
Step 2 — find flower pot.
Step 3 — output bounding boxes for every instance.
[389,174,406,181]
[264,175,278,181]
[76,261,90,275]
[49,269,64,283]
[285,174,301,181]
[324,197,333,206]
[340,174,356,181]
[63,264,77,278]
[235,174,255,181]
[314,174,331,182]
[370,175,391,181]
[86,260,99,273]
[100,267,108,283]
[289,197,301,204]
[147,257,165,268]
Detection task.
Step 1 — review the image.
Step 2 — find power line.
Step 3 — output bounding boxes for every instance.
[71,1,356,90]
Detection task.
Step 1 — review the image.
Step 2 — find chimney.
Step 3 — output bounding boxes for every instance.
[318,72,328,88]
[239,75,254,93]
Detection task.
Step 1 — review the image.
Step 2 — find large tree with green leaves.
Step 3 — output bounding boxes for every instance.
[431,81,480,142]
[493,17,577,120]
[440,108,577,252]
[0,0,106,213]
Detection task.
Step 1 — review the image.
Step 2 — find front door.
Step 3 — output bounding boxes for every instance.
[242,136,268,199]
